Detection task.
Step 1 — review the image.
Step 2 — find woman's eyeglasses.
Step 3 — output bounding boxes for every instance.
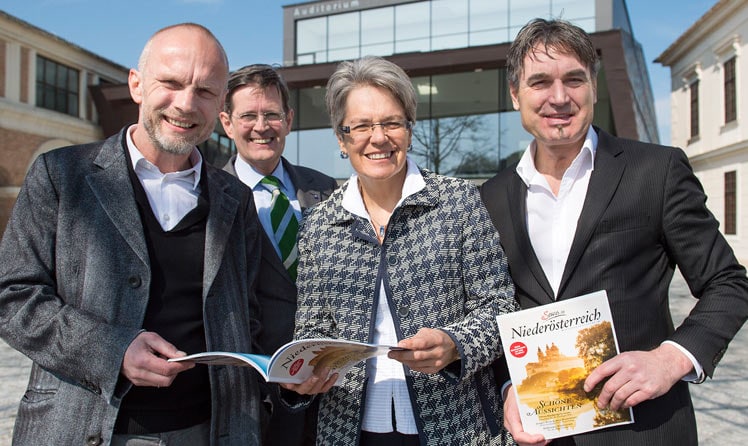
[338,121,412,140]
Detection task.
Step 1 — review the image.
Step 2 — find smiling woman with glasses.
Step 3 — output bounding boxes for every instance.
[278,55,518,446]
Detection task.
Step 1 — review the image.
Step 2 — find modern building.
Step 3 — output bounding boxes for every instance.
[277,0,660,179]
[0,11,129,233]
[656,0,748,263]
[0,1,661,233]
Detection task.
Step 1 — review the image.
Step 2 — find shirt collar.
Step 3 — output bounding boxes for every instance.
[234,156,288,190]
[342,156,425,219]
[515,126,598,187]
[125,124,202,189]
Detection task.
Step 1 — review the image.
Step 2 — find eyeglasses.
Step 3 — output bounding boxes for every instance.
[232,111,286,127]
[338,121,412,139]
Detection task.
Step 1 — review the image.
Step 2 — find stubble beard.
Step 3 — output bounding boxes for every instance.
[143,108,203,156]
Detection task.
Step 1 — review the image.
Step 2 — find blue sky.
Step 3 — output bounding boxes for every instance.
[2,0,718,146]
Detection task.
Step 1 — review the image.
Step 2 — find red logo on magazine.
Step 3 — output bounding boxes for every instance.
[509,342,528,358]
[289,358,304,376]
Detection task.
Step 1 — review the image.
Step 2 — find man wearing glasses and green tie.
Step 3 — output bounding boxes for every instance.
[219,64,337,446]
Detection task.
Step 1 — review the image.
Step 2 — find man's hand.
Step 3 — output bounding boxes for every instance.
[584,343,694,410]
[121,331,194,387]
[502,384,549,446]
[387,328,459,374]
[279,367,338,395]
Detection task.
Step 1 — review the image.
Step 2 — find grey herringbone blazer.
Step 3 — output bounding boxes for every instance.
[291,169,518,445]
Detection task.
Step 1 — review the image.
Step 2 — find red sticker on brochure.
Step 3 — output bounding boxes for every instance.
[509,342,528,358]
[289,358,304,376]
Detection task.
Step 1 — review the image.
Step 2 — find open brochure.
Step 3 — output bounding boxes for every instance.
[496,290,634,439]
[169,338,404,384]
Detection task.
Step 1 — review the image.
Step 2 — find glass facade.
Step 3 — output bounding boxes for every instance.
[274,0,651,180]
[283,67,613,179]
[294,0,596,66]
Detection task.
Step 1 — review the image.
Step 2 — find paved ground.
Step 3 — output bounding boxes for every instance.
[0,270,746,444]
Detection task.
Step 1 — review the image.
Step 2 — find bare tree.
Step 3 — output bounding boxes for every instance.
[411,115,490,175]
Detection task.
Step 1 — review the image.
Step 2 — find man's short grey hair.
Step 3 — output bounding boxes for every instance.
[137,23,228,72]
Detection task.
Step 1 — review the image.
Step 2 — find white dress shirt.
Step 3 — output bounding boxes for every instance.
[515,126,703,382]
[341,157,424,434]
[126,125,201,231]
[516,127,597,297]
[233,156,302,258]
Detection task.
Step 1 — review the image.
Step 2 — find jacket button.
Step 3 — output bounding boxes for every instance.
[387,256,398,266]
[86,434,102,445]
[127,275,141,288]
[398,305,409,318]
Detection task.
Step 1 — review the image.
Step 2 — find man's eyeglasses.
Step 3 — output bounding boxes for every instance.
[232,111,286,127]
[338,121,412,139]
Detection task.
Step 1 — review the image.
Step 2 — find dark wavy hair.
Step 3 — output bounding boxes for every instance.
[507,18,599,89]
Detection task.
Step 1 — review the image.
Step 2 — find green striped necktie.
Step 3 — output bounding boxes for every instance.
[260,175,299,280]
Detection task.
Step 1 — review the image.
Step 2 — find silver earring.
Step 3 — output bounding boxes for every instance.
[407,144,413,152]
[340,151,349,159]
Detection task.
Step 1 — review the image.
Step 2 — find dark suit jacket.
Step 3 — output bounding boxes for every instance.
[224,155,336,446]
[0,128,265,445]
[480,128,748,445]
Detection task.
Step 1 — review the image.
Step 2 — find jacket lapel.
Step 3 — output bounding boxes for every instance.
[203,168,240,298]
[87,130,149,266]
[283,158,323,211]
[557,129,625,298]
[223,155,293,281]
[506,173,555,303]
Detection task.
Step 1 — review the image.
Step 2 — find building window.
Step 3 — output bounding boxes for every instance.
[689,80,699,138]
[36,55,79,117]
[724,56,737,124]
[292,0,597,66]
[725,170,737,235]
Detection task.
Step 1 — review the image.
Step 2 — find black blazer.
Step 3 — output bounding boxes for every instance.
[224,155,336,446]
[480,128,748,445]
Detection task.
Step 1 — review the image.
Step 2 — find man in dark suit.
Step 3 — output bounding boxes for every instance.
[219,64,337,446]
[480,18,748,446]
[0,24,265,445]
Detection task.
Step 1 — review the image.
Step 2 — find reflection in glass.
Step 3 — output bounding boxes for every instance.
[395,2,430,53]
[296,128,354,179]
[329,12,360,61]
[552,0,595,26]
[509,0,550,31]
[470,0,509,46]
[412,115,493,175]
[296,86,329,130]
[362,7,394,56]
[297,17,327,64]
[431,0,468,51]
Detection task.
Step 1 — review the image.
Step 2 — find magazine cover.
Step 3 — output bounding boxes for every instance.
[170,338,401,384]
[496,290,634,439]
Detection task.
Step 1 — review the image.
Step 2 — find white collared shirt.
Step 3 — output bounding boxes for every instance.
[341,157,424,434]
[233,156,302,258]
[516,127,597,297]
[515,126,703,382]
[126,125,202,231]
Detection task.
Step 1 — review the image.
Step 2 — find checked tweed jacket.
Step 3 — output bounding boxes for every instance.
[291,169,518,446]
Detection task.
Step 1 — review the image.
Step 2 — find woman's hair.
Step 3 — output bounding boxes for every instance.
[507,18,599,89]
[325,56,417,134]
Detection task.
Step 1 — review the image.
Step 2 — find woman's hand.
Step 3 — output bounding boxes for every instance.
[388,328,459,374]
[279,367,338,395]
